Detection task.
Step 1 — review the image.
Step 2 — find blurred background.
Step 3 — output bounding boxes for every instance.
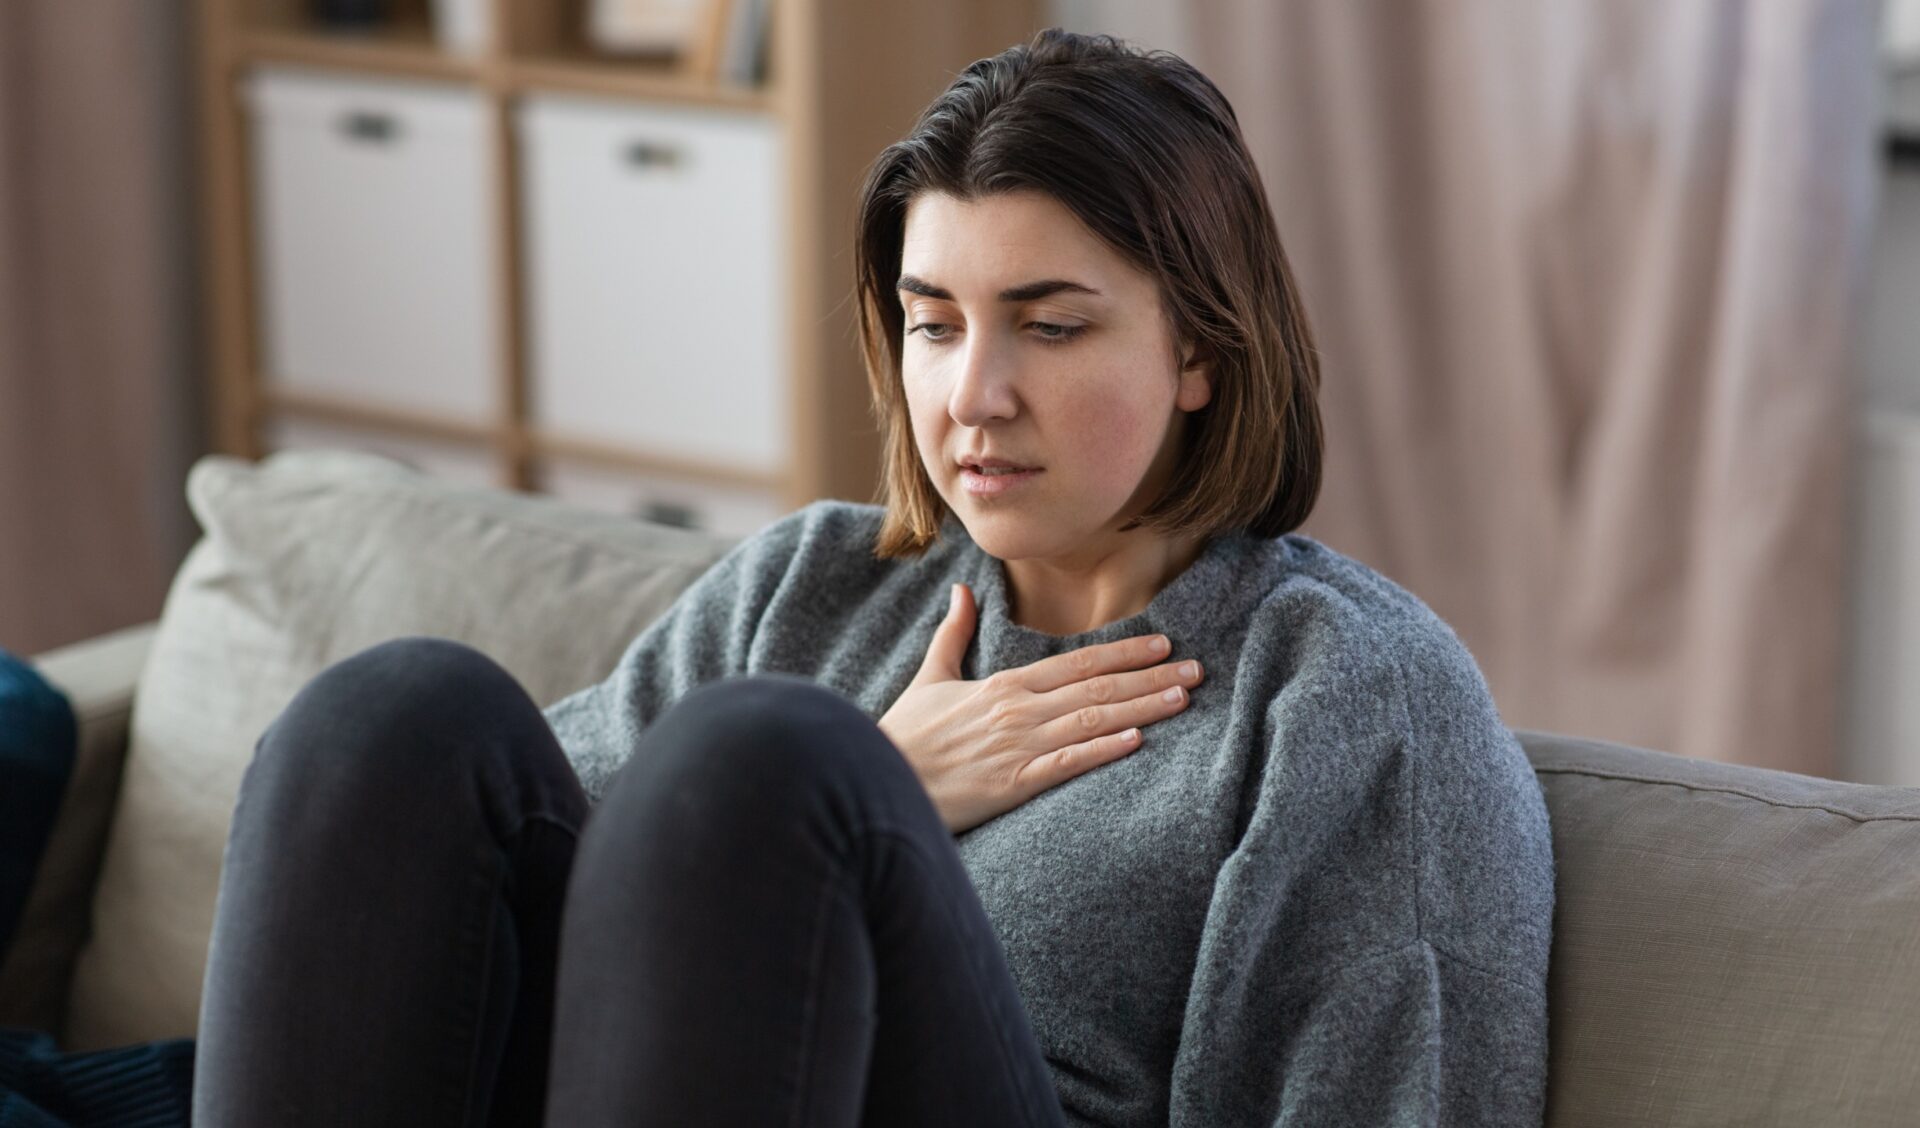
[0,0,1913,784]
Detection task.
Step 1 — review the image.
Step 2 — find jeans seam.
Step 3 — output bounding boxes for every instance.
[790,866,861,1128]
[499,811,582,897]
[450,839,501,1127]
[855,823,1059,1128]
[459,811,580,1125]
[517,811,583,836]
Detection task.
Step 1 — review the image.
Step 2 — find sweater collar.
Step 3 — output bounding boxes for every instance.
[938,513,1258,666]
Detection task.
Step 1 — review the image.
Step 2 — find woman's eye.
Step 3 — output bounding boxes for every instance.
[905,321,1086,346]
[1031,322,1087,344]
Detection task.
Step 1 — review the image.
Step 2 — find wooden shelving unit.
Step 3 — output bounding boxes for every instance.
[192,0,1042,527]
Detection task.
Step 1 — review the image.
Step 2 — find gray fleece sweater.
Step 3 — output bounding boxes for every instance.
[543,500,1554,1127]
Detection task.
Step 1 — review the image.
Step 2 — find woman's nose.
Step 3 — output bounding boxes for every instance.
[947,336,1019,426]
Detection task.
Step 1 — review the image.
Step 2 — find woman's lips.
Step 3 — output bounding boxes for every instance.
[960,466,1042,497]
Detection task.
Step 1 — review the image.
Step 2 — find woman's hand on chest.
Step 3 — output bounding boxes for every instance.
[877,582,1206,834]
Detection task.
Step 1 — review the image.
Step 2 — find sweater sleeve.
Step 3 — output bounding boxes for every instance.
[1166,625,1553,1127]
[541,505,815,803]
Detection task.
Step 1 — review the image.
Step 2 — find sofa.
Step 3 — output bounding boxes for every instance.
[2,449,1917,1126]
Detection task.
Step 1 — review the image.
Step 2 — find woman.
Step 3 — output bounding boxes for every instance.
[193,27,1553,1127]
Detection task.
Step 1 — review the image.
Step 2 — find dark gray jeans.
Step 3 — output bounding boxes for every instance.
[191,637,1065,1127]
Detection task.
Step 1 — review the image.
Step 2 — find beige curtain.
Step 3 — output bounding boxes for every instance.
[1183,0,1881,775]
[0,1,201,656]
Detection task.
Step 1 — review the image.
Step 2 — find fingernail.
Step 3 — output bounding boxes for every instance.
[1162,686,1184,704]
[1180,661,1198,679]
[950,584,961,613]
[1151,635,1170,655]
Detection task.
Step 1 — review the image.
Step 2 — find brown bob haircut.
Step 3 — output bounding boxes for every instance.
[854,27,1324,559]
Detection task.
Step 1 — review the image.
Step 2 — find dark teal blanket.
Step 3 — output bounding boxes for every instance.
[0,646,73,953]
[1,648,193,1125]
[0,1030,192,1127]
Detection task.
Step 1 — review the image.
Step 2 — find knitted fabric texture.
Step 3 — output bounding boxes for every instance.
[545,501,1554,1126]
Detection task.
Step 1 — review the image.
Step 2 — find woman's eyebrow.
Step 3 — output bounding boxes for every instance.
[896,274,1103,302]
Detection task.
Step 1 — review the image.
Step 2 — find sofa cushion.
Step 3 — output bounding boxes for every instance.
[64,450,740,1049]
[1516,730,1920,1127]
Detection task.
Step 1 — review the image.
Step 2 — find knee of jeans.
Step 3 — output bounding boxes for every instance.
[251,636,536,801]
[604,674,905,826]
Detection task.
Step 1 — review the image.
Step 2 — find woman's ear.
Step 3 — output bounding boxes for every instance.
[1176,345,1214,412]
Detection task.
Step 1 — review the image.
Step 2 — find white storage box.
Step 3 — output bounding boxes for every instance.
[537,457,788,539]
[264,417,503,489]
[244,67,498,424]
[516,94,789,475]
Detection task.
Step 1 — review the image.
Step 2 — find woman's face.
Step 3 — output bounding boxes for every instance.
[898,190,1212,564]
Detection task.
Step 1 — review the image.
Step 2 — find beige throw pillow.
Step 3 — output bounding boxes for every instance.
[64,450,737,1049]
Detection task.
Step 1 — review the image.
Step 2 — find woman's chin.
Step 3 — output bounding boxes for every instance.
[954,513,1060,561]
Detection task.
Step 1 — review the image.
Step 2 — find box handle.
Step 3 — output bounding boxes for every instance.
[636,498,703,529]
[622,139,685,170]
[338,110,401,144]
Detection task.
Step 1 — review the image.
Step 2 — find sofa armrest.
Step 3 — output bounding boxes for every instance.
[0,621,157,1034]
